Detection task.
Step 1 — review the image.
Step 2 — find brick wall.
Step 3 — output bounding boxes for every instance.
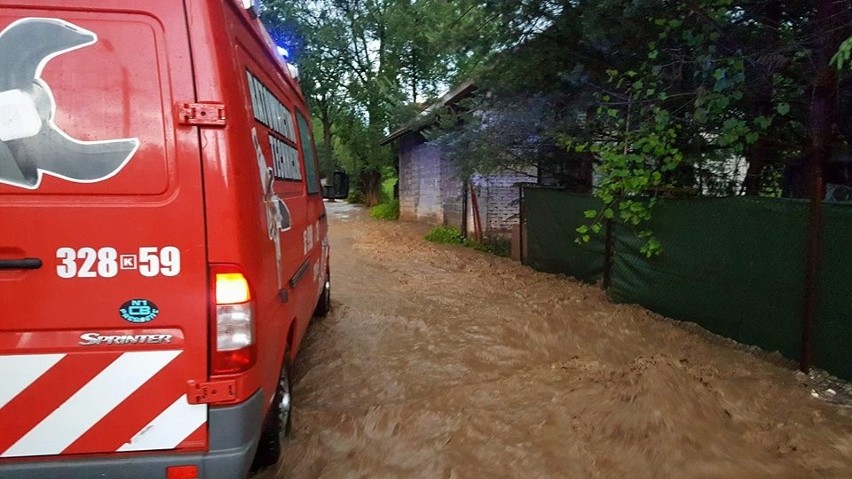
[441,152,464,230]
[398,132,462,227]
[398,132,530,236]
[470,169,536,238]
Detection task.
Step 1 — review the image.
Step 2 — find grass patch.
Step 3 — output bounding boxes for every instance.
[369,200,399,220]
[469,237,511,257]
[425,226,465,244]
[425,226,511,257]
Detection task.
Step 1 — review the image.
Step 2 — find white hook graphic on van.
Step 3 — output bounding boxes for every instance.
[253,127,290,288]
[0,18,139,190]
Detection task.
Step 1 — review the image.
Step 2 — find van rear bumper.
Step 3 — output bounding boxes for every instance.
[0,390,264,479]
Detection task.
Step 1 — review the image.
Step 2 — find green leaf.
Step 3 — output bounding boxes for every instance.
[745,132,759,144]
[754,115,771,129]
[583,209,597,219]
[777,102,790,116]
[831,37,852,69]
[576,225,589,234]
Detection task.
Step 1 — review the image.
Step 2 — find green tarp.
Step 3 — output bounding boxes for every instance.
[817,204,852,379]
[522,188,851,380]
[524,189,605,283]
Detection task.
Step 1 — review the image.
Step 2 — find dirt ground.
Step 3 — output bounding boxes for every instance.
[260,201,852,478]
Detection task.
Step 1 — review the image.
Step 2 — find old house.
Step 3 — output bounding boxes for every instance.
[380,82,534,240]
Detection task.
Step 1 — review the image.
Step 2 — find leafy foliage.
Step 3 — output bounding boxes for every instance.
[424,226,510,257]
[468,237,511,257]
[346,189,366,205]
[369,200,400,221]
[261,0,501,205]
[425,226,466,244]
[443,0,851,256]
[262,1,852,255]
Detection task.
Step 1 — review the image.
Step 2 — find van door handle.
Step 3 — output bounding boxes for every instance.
[0,258,43,270]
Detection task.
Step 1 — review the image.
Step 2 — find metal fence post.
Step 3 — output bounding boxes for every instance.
[801,164,825,373]
[603,218,614,291]
[519,186,526,264]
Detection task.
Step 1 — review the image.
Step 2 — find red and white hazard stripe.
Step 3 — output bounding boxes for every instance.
[0,351,206,458]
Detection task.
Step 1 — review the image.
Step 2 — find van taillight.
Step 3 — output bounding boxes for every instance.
[210,266,256,375]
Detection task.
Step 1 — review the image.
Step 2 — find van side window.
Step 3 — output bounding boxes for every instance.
[246,70,302,181]
[296,111,320,195]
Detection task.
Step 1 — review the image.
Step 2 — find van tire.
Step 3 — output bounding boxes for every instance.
[251,350,292,472]
[313,268,331,317]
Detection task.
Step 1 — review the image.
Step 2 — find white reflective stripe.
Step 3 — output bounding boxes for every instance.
[117,394,206,452]
[0,354,65,409]
[2,350,181,457]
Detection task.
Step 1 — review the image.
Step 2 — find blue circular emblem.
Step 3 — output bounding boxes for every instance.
[119,299,160,323]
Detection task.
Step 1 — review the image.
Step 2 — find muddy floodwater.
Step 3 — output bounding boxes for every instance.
[259,202,852,478]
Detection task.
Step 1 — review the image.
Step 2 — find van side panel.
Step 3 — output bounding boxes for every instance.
[229,9,328,372]
[184,1,285,414]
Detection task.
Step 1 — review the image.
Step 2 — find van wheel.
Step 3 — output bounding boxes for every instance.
[250,351,292,472]
[313,269,331,317]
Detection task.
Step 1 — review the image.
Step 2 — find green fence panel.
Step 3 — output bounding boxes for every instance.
[522,190,850,380]
[609,198,808,366]
[523,188,605,283]
[817,204,852,379]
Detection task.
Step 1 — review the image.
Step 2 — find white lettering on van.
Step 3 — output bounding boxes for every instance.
[79,332,173,346]
[56,246,180,278]
[246,70,296,142]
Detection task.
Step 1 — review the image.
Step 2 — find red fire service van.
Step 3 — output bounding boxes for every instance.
[0,1,347,478]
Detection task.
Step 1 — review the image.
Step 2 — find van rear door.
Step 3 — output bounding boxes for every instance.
[0,2,210,459]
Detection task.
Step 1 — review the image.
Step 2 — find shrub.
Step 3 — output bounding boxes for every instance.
[369,200,399,220]
[381,177,398,202]
[425,227,511,257]
[347,189,365,204]
[425,226,465,244]
[468,237,511,257]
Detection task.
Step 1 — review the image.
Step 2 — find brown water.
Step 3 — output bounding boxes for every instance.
[258,202,852,478]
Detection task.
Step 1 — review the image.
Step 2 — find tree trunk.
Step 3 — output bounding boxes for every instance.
[800,0,842,372]
[315,104,336,200]
[742,0,781,196]
[360,170,382,207]
[321,109,334,180]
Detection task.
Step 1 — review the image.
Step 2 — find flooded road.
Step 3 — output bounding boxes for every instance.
[261,201,852,478]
